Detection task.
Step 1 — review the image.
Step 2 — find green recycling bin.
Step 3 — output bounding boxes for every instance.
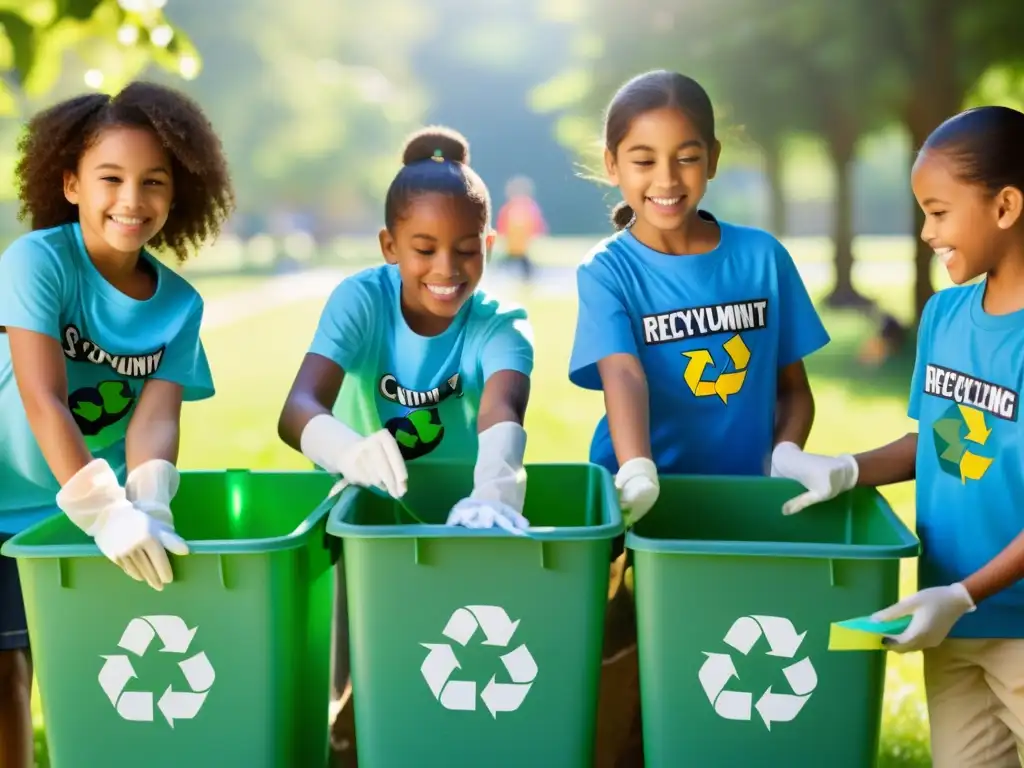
[1,470,339,768]
[626,475,919,768]
[326,461,624,768]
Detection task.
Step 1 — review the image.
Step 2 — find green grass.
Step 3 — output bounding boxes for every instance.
[29,235,935,766]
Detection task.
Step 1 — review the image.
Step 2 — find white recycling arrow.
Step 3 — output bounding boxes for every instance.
[700,614,818,730]
[420,644,462,700]
[698,653,751,721]
[755,688,809,730]
[98,615,215,727]
[481,644,538,718]
[422,605,537,716]
[159,688,208,728]
[442,605,520,647]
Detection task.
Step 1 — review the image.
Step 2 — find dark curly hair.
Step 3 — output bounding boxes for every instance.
[383,125,490,231]
[15,81,235,262]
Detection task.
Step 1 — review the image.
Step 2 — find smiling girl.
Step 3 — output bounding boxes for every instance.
[0,81,233,767]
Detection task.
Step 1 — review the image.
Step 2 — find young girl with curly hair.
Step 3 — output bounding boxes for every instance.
[0,81,234,766]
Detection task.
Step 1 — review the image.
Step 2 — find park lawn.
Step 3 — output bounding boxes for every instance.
[31,245,937,766]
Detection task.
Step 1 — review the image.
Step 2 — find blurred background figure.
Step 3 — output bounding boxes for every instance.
[496,175,547,282]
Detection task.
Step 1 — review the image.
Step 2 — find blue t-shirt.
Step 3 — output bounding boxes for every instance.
[909,281,1024,638]
[569,213,829,476]
[308,264,534,462]
[0,223,214,534]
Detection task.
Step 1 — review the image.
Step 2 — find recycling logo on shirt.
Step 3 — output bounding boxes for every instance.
[386,408,446,460]
[420,605,538,718]
[932,403,995,483]
[682,334,750,404]
[98,615,215,728]
[69,379,136,445]
[698,614,817,730]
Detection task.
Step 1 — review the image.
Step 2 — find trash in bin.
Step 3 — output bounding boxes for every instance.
[1,469,339,768]
[626,475,919,768]
[327,461,624,768]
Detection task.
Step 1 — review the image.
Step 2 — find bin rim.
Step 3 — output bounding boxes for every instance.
[325,460,625,541]
[0,469,336,560]
[624,477,920,560]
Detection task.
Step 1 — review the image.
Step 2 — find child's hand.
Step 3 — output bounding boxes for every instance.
[447,422,530,534]
[872,583,976,652]
[335,428,408,499]
[615,458,659,527]
[446,499,528,536]
[300,414,408,499]
[770,442,859,515]
[56,459,187,591]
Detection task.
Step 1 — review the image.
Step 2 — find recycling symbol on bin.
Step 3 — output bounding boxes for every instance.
[420,605,538,718]
[98,615,216,728]
[698,615,817,730]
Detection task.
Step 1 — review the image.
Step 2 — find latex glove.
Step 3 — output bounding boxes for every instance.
[616,457,659,527]
[873,583,976,653]
[770,441,859,516]
[447,500,529,535]
[301,413,407,498]
[446,421,530,535]
[125,458,180,528]
[56,459,188,591]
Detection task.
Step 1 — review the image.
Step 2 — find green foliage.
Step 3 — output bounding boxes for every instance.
[162,0,432,219]
[0,0,200,115]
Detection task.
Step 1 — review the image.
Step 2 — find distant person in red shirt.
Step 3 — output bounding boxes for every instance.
[496,175,546,281]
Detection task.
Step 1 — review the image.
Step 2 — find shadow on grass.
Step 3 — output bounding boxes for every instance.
[805,307,918,403]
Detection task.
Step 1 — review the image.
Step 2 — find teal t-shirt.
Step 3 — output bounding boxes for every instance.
[0,223,214,533]
[308,264,534,462]
[910,281,1024,638]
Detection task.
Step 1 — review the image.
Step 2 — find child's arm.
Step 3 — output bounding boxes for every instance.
[598,353,653,465]
[278,354,407,499]
[477,369,530,430]
[771,432,917,515]
[126,379,184,468]
[446,310,534,533]
[7,329,187,590]
[872,527,1024,654]
[569,259,659,526]
[7,328,93,483]
[774,360,814,448]
[961,535,1024,606]
[851,432,917,486]
[278,352,345,452]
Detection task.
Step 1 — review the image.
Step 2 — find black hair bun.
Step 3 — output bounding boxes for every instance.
[402,125,470,166]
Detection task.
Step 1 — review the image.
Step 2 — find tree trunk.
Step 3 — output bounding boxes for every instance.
[763,140,786,236]
[824,128,872,308]
[904,0,960,322]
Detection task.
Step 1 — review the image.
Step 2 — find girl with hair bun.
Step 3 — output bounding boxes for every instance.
[279,124,535,535]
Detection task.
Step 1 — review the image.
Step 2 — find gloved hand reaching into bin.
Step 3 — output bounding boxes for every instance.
[300,413,408,499]
[446,421,530,535]
[56,458,189,591]
[615,457,659,527]
[769,441,860,516]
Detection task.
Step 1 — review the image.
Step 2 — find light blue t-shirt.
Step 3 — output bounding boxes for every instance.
[569,212,829,476]
[308,264,534,462]
[909,281,1024,638]
[0,223,214,534]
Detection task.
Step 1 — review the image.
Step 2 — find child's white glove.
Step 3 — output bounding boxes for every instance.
[616,457,659,527]
[769,441,859,516]
[301,413,408,499]
[446,421,530,535]
[56,459,188,591]
[872,583,976,653]
[125,458,180,528]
